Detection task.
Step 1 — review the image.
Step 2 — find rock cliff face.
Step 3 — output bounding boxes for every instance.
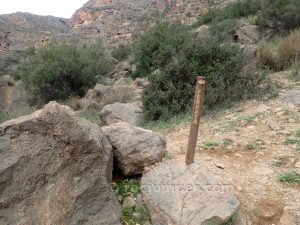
[0,12,70,52]
[0,0,232,75]
[0,12,71,75]
[71,0,209,46]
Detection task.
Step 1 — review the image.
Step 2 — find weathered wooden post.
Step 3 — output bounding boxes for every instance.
[185,76,206,165]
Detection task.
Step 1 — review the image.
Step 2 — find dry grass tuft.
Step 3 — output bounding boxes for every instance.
[257,29,300,70]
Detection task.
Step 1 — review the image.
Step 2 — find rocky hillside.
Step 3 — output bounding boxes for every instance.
[0,12,71,74]
[0,12,70,52]
[71,0,231,46]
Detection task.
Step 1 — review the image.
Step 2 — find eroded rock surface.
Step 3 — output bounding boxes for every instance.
[0,102,121,225]
[100,102,143,126]
[141,161,240,225]
[102,122,166,176]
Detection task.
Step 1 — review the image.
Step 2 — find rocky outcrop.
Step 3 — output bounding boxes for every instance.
[0,75,31,114]
[0,12,71,75]
[81,83,117,110]
[102,122,166,176]
[100,101,143,126]
[235,24,260,44]
[71,0,210,46]
[0,102,121,225]
[141,160,240,225]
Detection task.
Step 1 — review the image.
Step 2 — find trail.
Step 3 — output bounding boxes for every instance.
[163,71,300,224]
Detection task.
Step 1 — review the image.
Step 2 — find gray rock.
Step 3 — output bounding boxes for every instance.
[122,196,136,208]
[141,161,240,225]
[255,103,270,113]
[132,78,149,89]
[0,75,31,114]
[279,90,300,111]
[102,122,166,176]
[110,61,132,76]
[236,24,260,44]
[0,102,121,225]
[268,120,281,131]
[81,83,117,110]
[280,206,300,225]
[100,102,143,126]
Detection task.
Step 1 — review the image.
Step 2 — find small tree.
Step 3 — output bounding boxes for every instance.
[19,40,111,104]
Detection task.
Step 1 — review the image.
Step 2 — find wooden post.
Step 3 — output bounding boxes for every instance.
[185,76,206,165]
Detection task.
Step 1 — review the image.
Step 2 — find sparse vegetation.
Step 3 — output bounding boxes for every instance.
[193,0,263,28]
[79,110,101,125]
[278,171,300,185]
[0,110,34,124]
[245,139,265,151]
[113,179,151,225]
[258,29,300,70]
[19,40,111,104]
[111,44,131,61]
[283,130,300,152]
[201,141,220,150]
[256,0,300,32]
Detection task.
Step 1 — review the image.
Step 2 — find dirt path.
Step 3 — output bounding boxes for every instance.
[162,71,300,225]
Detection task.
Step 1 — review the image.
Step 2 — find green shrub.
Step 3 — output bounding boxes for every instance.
[209,19,238,43]
[193,0,264,27]
[133,22,192,78]
[137,23,266,121]
[256,0,300,32]
[111,44,131,61]
[19,40,111,104]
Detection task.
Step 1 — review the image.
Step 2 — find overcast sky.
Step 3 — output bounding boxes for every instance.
[0,0,88,18]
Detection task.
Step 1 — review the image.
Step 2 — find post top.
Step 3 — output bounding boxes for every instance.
[196,76,206,81]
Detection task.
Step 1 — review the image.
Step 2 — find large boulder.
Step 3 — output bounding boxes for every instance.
[102,122,166,176]
[100,102,143,126]
[0,102,121,225]
[0,75,31,114]
[141,160,240,225]
[81,83,117,110]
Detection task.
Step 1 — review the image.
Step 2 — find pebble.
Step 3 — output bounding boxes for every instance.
[237,186,243,192]
[295,160,300,168]
[216,163,226,169]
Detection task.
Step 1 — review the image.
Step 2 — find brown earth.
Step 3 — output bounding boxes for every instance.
[161,71,300,224]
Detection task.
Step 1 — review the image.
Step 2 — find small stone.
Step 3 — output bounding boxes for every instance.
[289,118,296,123]
[118,195,123,202]
[135,194,143,208]
[295,160,300,168]
[268,120,281,131]
[276,111,286,116]
[122,196,136,208]
[216,163,226,169]
[237,186,243,192]
[204,156,212,161]
[255,104,270,113]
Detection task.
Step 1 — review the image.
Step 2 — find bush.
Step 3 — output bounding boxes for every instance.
[209,19,238,43]
[19,40,111,104]
[257,29,300,70]
[136,22,266,121]
[193,0,263,27]
[256,0,300,32]
[111,44,131,61]
[133,22,192,78]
